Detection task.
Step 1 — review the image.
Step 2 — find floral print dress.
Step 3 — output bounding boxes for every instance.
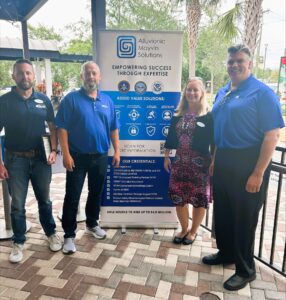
[168,113,211,208]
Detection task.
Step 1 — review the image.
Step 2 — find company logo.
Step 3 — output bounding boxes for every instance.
[35,104,46,109]
[162,126,170,137]
[134,81,147,94]
[118,80,130,93]
[117,36,136,58]
[152,81,163,94]
[128,109,140,121]
[162,110,172,121]
[146,126,156,136]
[128,125,139,136]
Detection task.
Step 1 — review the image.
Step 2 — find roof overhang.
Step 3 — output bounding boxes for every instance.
[0,36,92,62]
[0,50,92,63]
[0,0,48,21]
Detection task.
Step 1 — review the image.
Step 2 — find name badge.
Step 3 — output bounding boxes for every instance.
[196,122,205,128]
[34,99,44,103]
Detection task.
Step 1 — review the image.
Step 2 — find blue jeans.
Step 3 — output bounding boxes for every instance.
[5,152,56,244]
[62,152,108,238]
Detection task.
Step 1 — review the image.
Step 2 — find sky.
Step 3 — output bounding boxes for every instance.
[0,0,285,69]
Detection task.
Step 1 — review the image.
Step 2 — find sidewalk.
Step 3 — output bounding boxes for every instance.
[0,173,285,300]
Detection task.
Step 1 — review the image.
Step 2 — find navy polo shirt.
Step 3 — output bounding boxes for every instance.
[212,75,285,149]
[0,87,55,151]
[55,88,119,153]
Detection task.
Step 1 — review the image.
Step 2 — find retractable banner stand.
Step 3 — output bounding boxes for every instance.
[98,30,183,228]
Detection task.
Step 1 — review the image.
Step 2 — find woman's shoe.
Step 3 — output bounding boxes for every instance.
[172,233,188,244]
[182,233,197,245]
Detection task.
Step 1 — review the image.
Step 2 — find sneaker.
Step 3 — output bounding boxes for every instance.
[48,233,62,252]
[9,243,23,263]
[62,238,76,254]
[86,225,106,239]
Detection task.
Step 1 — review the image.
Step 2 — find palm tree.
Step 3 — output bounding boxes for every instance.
[181,0,221,77]
[243,0,263,54]
[216,0,264,57]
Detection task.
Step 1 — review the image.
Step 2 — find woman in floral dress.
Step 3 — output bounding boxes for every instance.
[164,78,213,245]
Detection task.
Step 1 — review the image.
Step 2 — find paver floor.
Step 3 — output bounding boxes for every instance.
[0,174,285,300]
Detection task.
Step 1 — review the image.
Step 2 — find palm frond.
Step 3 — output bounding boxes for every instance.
[216,2,243,41]
[203,0,221,6]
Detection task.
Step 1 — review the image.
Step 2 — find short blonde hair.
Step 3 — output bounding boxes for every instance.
[175,77,209,117]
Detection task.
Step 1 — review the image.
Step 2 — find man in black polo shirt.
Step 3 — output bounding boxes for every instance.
[0,59,62,263]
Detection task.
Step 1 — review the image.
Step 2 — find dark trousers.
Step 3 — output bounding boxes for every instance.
[213,146,270,277]
[62,152,108,238]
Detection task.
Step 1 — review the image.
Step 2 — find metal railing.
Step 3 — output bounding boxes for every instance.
[202,146,286,277]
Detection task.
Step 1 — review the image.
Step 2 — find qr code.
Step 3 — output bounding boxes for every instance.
[160,142,165,154]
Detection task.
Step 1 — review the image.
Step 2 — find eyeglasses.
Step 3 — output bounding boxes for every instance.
[218,90,232,106]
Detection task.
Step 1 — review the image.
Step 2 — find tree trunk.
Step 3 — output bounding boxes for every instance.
[243,0,263,57]
[211,70,214,97]
[186,0,202,77]
[189,47,196,78]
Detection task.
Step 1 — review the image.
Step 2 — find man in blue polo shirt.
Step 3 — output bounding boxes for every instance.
[56,61,120,254]
[202,45,285,290]
[0,59,62,263]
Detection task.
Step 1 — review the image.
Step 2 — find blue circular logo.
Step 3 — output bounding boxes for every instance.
[146,109,156,120]
[162,126,170,137]
[152,81,163,94]
[134,81,147,94]
[128,125,139,136]
[162,110,172,121]
[118,80,130,93]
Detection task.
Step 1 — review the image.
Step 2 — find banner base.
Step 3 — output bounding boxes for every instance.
[100,206,178,229]
[100,221,178,229]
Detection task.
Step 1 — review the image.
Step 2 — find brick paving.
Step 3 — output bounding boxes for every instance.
[0,173,285,300]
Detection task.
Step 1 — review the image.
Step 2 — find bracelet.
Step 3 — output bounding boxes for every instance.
[51,149,58,153]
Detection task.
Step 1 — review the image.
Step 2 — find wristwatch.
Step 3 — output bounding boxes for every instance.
[51,149,59,154]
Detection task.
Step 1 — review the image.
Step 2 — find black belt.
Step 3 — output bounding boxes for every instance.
[71,151,106,157]
[7,149,41,158]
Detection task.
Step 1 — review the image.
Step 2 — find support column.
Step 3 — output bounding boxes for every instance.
[44,59,52,98]
[91,0,106,63]
[21,21,30,59]
[34,60,42,85]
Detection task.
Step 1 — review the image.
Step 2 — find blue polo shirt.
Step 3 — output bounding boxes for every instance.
[212,75,285,149]
[56,88,119,153]
[0,87,54,151]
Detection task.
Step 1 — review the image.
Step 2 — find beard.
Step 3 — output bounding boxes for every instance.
[84,81,98,93]
[17,80,33,91]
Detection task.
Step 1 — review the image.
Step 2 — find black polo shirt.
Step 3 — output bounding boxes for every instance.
[0,87,55,151]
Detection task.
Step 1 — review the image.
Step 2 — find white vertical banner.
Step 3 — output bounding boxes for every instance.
[98,30,183,228]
